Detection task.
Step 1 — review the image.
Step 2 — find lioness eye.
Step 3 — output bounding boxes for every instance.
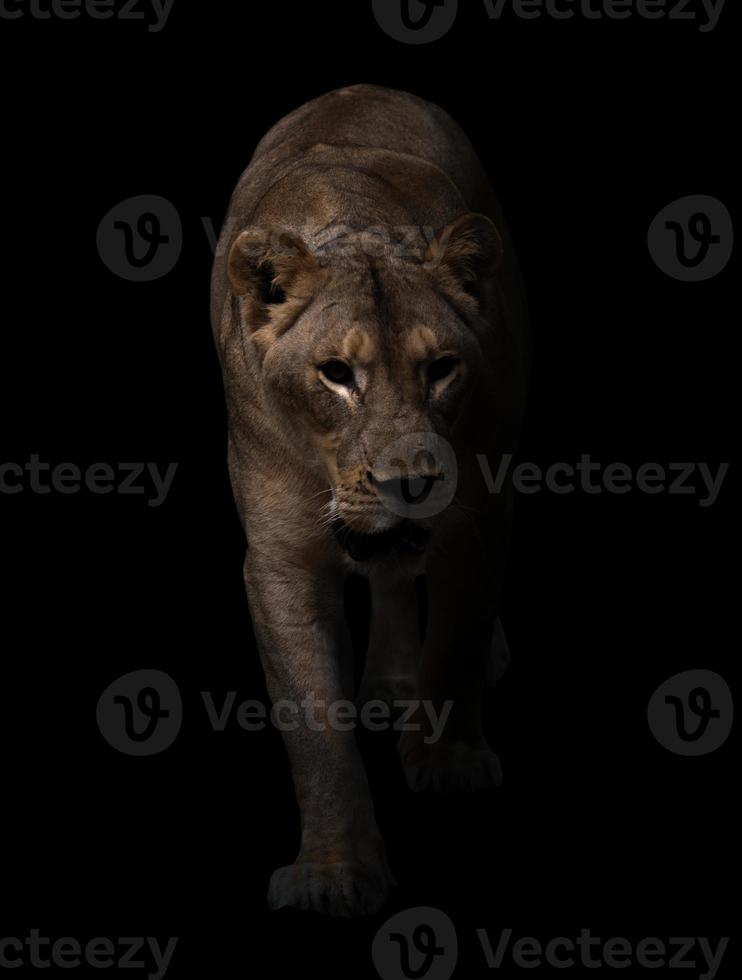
[320,360,354,386]
[427,356,459,383]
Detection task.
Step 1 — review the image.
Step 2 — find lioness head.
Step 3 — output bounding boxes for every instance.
[227,215,502,548]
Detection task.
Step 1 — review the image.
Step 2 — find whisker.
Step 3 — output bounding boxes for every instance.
[307,487,335,502]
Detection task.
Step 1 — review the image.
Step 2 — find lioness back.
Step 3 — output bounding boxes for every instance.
[211,84,518,335]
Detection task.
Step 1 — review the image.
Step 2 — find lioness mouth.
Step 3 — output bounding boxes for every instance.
[331,517,431,562]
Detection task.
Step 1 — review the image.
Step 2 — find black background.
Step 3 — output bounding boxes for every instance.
[0,1,737,977]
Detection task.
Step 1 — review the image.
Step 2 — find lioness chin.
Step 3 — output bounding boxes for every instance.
[210,84,529,918]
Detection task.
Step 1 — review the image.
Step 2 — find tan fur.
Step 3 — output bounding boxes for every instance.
[404,325,438,361]
[211,85,529,918]
[342,327,376,365]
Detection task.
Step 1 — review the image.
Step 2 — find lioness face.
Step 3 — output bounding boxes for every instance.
[228,216,502,538]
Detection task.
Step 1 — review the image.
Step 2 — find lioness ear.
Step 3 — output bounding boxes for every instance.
[228,227,318,328]
[425,213,503,300]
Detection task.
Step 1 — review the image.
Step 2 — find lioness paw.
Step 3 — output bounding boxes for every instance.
[399,737,503,794]
[267,860,395,918]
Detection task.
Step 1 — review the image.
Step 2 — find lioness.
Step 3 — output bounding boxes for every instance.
[210,84,529,917]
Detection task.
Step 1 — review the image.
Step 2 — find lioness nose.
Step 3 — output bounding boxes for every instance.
[367,471,442,505]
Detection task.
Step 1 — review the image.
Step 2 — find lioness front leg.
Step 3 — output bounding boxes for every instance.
[245,552,394,916]
[358,567,421,709]
[398,519,508,794]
